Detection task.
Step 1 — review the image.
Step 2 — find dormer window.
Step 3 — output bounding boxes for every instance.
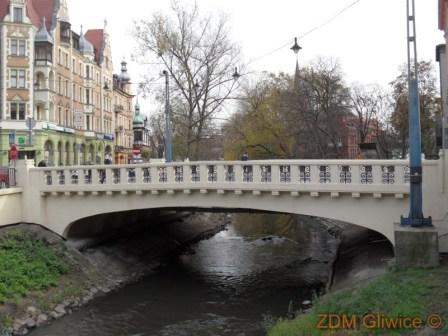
[13,7,23,23]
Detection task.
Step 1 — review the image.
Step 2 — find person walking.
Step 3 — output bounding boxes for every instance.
[241,151,249,161]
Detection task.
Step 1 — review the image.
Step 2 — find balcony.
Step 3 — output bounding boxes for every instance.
[114,104,124,113]
[34,86,54,103]
[35,59,52,67]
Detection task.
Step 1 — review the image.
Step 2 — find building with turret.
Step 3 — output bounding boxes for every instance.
[0,0,134,166]
[132,99,150,161]
[112,59,134,164]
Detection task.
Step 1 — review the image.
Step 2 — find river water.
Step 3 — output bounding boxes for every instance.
[30,214,340,336]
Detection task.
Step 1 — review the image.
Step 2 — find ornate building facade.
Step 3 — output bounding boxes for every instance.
[0,0,134,166]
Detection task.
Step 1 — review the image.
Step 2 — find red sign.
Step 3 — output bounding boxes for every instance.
[132,149,141,155]
[9,145,18,161]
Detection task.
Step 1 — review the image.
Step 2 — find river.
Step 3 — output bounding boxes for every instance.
[30,213,341,336]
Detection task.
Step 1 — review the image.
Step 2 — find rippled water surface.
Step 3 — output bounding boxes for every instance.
[30,214,337,336]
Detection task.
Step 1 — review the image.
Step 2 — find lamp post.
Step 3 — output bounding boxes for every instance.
[291,37,302,86]
[400,0,432,227]
[162,70,173,162]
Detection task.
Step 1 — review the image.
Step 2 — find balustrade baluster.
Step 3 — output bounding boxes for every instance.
[310,165,320,184]
[133,167,142,184]
[234,164,243,182]
[253,165,262,183]
[271,165,280,183]
[216,164,225,183]
[290,164,299,183]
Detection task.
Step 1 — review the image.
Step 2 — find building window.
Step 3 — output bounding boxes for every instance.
[73,84,76,100]
[10,103,26,120]
[86,89,90,105]
[72,59,76,73]
[58,107,62,125]
[10,69,26,88]
[11,39,26,56]
[13,7,23,23]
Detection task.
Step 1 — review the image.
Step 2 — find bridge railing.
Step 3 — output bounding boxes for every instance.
[32,160,415,195]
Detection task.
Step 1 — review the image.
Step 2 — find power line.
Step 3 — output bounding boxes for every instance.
[247,0,363,66]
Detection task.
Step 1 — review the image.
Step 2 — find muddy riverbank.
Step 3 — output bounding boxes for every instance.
[0,212,228,336]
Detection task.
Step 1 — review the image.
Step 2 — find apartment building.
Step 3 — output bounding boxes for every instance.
[0,0,134,166]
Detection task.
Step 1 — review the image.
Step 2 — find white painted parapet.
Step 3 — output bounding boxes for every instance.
[0,188,23,226]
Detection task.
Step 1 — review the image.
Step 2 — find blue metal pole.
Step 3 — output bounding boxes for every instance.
[163,70,173,163]
[400,0,431,227]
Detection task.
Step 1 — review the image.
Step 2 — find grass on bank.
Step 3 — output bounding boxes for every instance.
[269,266,448,336]
[0,230,70,304]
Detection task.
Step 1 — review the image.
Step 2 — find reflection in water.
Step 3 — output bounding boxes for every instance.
[30,214,339,336]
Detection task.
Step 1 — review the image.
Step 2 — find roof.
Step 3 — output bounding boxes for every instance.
[0,0,55,29]
[31,0,55,30]
[85,29,104,63]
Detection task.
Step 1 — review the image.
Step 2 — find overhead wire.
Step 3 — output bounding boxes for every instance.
[246,0,363,67]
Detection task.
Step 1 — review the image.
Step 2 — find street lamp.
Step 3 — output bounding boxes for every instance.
[400,0,432,227]
[232,67,241,81]
[162,70,173,162]
[290,37,302,55]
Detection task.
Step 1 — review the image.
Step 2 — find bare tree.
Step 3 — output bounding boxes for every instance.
[295,58,351,158]
[134,1,242,159]
[349,84,388,143]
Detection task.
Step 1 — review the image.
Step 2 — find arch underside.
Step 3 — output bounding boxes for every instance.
[40,193,408,245]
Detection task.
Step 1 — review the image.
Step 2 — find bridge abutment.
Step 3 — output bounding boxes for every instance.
[394,224,439,268]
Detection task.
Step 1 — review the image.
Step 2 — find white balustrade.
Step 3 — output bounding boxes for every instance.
[33,160,414,196]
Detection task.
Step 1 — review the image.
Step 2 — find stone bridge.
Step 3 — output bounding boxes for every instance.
[1,152,447,252]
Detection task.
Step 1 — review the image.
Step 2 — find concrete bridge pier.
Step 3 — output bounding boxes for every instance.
[394,224,439,268]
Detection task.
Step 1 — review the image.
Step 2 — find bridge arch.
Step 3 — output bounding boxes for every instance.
[63,206,394,249]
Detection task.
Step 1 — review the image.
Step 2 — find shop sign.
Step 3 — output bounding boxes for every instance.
[104,133,114,140]
[17,136,27,146]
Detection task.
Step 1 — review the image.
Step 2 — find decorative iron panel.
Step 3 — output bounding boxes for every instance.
[175,166,184,182]
[280,165,291,183]
[112,169,120,184]
[299,165,311,183]
[70,170,78,185]
[225,165,235,182]
[319,165,331,184]
[243,165,253,182]
[57,170,65,185]
[84,169,92,184]
[128,168,136,183]
[143,168,151,183]
[208,165,217,182]
[158,167,167,183]
[361,165,373,184]
[339,165,352,184]
[382,166,395,184]
[261,165,272,183]
[404,166,410,183]
[191,166,200,182]
[98,169,106,184]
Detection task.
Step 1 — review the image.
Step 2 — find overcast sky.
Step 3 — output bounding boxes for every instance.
[68,0,441,116]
